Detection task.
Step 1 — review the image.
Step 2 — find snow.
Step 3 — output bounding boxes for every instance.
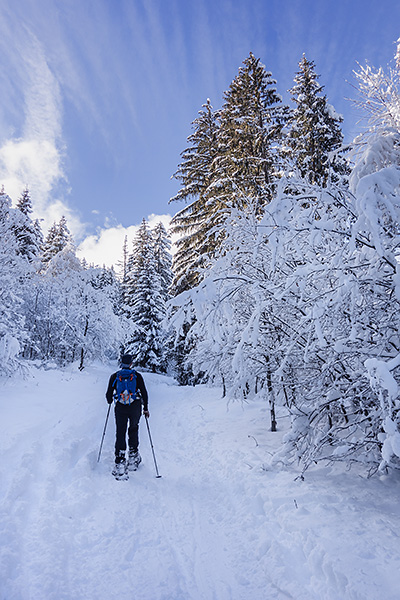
[1,363,400,600]
[365,357,399,401]
[0,334,20,364]
[325,103,343,121]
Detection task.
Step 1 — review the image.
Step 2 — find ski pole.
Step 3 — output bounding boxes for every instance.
[145,415,162,478]
[97,403,111,463]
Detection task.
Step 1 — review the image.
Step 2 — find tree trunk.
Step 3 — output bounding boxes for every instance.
[267,365,277,432]
[79,316,89,371]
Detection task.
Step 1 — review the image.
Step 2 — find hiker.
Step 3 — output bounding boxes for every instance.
[106,354,149,478]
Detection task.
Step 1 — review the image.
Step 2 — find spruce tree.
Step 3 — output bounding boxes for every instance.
[41,215,72,265]
[170,54,288,295]
[215,52,287,210]
[170,99,220,294]
[152,222,172,303]
[288,55,346,187]
[125,219,166,372]
[0,188,26,369]
[120,235,129,302]
[14,188,41,261]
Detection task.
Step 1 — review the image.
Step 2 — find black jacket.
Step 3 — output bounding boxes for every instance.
[106,369,148,410]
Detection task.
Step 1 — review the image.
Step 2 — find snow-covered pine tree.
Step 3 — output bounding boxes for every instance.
[0,189,28,371]
[152,221,172,303]
[41,215,72,265]
[169,54,288,382]
[125,219,166,372]
[168,293,202,386]
[33,218,44,258]
[288,55,347,187]
[119,234,129,307]
[170,99,220,294]
[215,52,287,211]
[14,188,41,262]
[169,100,220,380]
[12,190,44,359]
[170,54,288,296]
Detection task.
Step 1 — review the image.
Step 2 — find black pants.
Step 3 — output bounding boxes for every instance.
[114,401,142,458]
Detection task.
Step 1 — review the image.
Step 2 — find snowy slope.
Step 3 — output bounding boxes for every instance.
[1,363,400,600]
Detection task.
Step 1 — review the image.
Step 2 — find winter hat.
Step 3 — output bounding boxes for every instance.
[120,354,133,366]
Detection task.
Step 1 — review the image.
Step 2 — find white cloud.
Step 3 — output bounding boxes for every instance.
[0,29,75,235]
[0,138,63,203]
[77,224,133,269]
[76,213,173,269]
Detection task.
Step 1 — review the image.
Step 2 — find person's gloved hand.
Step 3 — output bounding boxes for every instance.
[143,409,150,418]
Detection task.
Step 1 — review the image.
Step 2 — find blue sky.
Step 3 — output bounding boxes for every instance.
[0,0,399,267]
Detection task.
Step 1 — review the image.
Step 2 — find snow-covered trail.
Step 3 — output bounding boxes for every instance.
[1,364,400,600]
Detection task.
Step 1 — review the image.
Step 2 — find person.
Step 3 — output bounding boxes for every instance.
[106,354,149,477]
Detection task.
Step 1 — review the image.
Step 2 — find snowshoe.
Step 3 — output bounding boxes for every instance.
[112,460,129,480]
[128,450,142,471]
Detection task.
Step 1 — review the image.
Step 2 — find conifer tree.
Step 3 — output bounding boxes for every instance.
[14,188,41,261]
[0,189,26,370]
[169,54,288,382]
[288,55,346,186]
[170,99,220,294]
[41,215,72,265]
[152,221,172,303]
[170,54,288,295]
[16,188,32,216]
[120,234,129,301]
[125,219,166,372]
[33,218,44,256]
[115,234,133,320]
[215,52,287,210]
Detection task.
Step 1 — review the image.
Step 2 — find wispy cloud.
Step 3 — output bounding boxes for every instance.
[0,1,177,260]
[0,23,73,232]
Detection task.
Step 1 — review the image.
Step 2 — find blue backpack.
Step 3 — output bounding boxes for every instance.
[115,368,137,405]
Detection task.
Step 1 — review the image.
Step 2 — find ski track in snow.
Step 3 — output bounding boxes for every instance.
[1,364,400,600]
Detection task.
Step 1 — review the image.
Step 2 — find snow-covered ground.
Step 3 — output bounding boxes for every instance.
[1,363,400,600]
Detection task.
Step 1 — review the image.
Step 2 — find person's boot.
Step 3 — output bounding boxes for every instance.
[128,448,142,471]
[112,451,128,480]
